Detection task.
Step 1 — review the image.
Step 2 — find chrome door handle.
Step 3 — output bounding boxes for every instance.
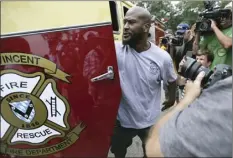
[91,66,114,82]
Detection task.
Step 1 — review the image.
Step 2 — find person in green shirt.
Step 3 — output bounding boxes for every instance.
[194,3,232,70]
[193,3,232,70]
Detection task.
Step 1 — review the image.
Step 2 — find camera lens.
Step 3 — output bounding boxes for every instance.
[161,38,168,44]
[199,21,209,31]
[180,57,196,78]
[199,20,212,32]
[179,57,213,86]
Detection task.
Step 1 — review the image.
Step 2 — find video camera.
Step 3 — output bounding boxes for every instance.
[195,0,232,33]
[179,56,232,89]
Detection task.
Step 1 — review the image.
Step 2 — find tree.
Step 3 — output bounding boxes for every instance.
[135,1,181,31]
[174,0,232,28]
[133,1,153,9]
[135,0,232,32]
[174,1,205,27]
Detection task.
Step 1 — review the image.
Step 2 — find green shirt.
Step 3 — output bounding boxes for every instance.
[199,27,232,70]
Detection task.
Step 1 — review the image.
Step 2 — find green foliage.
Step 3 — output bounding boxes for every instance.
[135,0,231,32]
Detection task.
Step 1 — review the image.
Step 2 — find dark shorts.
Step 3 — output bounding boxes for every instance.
[110,120,152,158]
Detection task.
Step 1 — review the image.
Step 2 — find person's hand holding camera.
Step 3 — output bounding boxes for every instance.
[183,71,205,103]
[178,56,186,73]
[210,19,218,29]
[176,57,187,86]
[177,57,205,102]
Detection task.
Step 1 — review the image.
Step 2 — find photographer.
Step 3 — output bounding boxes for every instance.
[177,49,214,99]
[159,29,174,52]
[160,38,168,51]
[146,70,232,157]
[168,23,196,102]
[172,23,196,70]
[194,2,232,70]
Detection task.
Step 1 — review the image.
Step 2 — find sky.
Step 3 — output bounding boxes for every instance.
[171,1,179,6]
[171,1,180,10]
[171,1,180,4]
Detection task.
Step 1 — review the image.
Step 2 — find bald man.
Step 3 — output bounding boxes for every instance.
[110,7,177,157]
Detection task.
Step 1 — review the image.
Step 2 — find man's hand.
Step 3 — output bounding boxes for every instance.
[210,19,232,49]
[210,19,217,29]
[177,75,187,86]
[162,80,177,111]
[178,56,186,73]
[162,100,175,111]
[183,71,205,102]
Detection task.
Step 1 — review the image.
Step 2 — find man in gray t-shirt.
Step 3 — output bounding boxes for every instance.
[110,6,177,158]
[146,72,232,157]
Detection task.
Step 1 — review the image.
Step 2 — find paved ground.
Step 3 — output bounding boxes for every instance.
[108,84,166,157]
[108,136,144,157]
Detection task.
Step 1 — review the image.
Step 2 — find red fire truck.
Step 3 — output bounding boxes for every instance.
[0,1,165,157]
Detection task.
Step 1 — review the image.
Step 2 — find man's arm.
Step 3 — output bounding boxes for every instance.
[162,80,176,111]
[211,20,232,49]
[193,32,200,55]
[146,71,205,157]
[161,53,178,110]
[146,97,193,157]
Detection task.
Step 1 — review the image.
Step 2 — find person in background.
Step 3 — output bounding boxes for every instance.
[110,6,177,158]
[160,38,168,51]
[196,49,214,68]
[159,29,174,52]
[177,49,214,99]
[173,23,195,70]
[193,2,232,70]
[169,23,194,103]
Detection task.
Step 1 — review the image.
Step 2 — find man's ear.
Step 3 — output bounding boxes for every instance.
[144,23,151,33]
[207,61,211,67]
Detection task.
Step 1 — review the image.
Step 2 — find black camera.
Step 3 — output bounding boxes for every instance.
[171,30,184,46]
[195,1,232,33]
[161,36,183,46]
[179,56,232,89]
[161,37,169,45]
[171,36,183,46]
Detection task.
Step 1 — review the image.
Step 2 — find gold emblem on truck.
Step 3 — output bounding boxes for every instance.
[0,53,86,157]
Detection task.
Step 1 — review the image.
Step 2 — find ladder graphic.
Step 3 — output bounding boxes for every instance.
[46,97,61,117]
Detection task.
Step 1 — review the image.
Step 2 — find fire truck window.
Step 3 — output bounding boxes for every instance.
[123,6,129,16]
[109,1,119,32]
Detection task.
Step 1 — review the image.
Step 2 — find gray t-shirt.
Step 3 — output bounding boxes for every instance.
[159,76,232,157]
[115,41,177,129]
